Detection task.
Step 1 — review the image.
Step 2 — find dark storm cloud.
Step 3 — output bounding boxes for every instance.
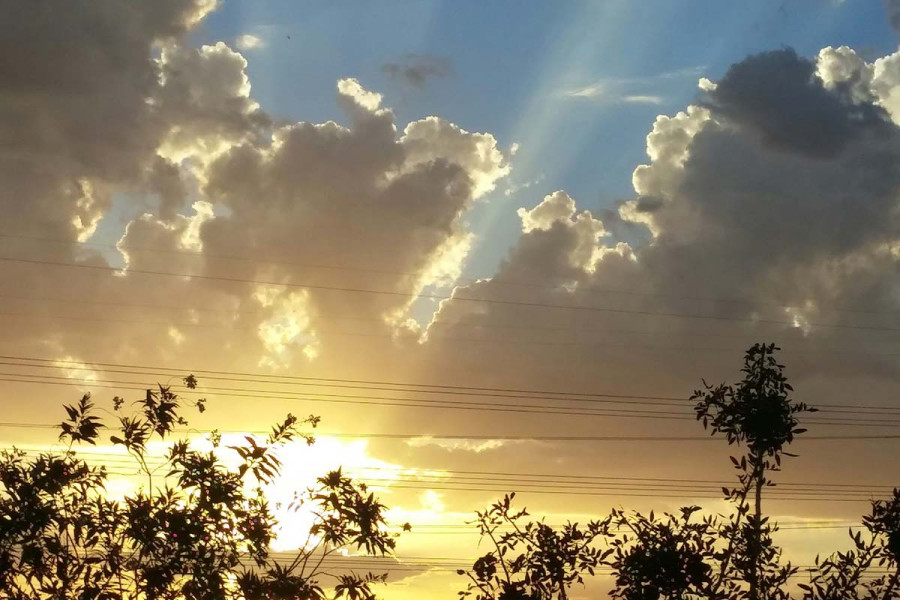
[382,53,453,88]
[706,48,890,158]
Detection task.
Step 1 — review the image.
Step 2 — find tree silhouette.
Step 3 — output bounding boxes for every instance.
[0,380,404,599]
[457,493,610,600]
[606,506,718,600]
[800,490,900,600]
[461,343,826,600]
[693,343,815,600]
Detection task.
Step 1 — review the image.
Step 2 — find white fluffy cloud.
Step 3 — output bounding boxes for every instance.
[399,116,511,199]
[156,42,269,164]
[517,191,608,271]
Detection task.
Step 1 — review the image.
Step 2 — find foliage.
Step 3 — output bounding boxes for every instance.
[606,506,718,600]
[458,493,610,600]
[459,343,834,600]
[800,490,900,600]
[0,379,402,600]
[237,469,399,600]
[692,343,815,460]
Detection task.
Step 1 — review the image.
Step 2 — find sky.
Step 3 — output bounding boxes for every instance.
[3,0,900,598]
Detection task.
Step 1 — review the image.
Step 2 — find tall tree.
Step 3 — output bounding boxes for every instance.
[693,343,815,600]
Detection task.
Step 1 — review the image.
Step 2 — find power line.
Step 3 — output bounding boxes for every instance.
[253,551,900,577]
[365,483,880,503]
[3,420,900,442]
[0,354,694,402]
[359,478,888,499]
[9,441,890,530]
[7,444,876,524]
[9,448,889,497]
[388,523,864,532]
[9,448,897,493]
[18,454,888,499]
[0,355,686,398]
[351,471,893,497]
[9,306,900,365]
[0,368,693,418]
[5,232,899,319]
[5,353,900,413]
[0,373,698,420]
[0,371,897,427]
[4,255,900,333]
[349,466,899,491]
[11,291,900,353]
[0,292,264,317]
[10,305,900,368]
[7,291,900,358]
[0,359,888,418]
[0,357,695,408]
[357,477,887,499]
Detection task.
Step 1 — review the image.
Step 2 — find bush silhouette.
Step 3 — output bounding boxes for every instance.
[606,506,717,600]
[800,489,900,600]
[459,343,900,600]
[457,492,609,600]
[3,345,899,600]
[0,380,404,600]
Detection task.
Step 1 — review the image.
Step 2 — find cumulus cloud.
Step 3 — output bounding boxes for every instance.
[424,45,900,409]
[0,0,512,383]
[698,77,717,92]
[398,116,511,199]
[516,191,609,273]
[189,76,510,362]
[518,191,579,233]
[336,77,385,113]
[156,42,270,163]
[816,45,874,104]
[626,104,710,225]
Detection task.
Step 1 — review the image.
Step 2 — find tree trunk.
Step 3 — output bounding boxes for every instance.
[749,463,763,600]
